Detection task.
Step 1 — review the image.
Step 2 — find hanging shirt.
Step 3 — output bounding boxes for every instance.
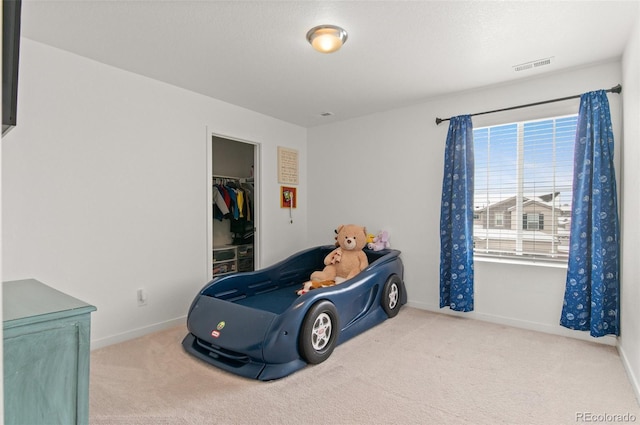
[225,186,239,219]
[213,186,230,221]
[237,190,245,218]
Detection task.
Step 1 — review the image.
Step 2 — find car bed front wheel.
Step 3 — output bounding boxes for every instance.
[299,300,339,364]
[382,274,402,318]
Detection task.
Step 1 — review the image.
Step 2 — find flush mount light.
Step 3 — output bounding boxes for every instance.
[306,25,348,53]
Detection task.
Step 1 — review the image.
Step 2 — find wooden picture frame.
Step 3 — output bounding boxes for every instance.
[277,147,299,185]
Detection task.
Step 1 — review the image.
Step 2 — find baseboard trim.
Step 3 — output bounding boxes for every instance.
[90,316,187,350]
[618,344,640,406]
[406,301,617,346]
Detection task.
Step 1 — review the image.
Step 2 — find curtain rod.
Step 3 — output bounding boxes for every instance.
[435,84,622,125]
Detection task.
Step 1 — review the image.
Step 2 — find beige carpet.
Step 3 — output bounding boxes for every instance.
[89,307,640,425]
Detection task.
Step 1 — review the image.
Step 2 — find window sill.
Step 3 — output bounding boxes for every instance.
[474,255,568,269]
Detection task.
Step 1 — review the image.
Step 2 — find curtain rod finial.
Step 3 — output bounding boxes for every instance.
[610,84,622,94]
[435,117,443,125]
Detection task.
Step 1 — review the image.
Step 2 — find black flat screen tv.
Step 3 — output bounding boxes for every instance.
[3,0,22,136]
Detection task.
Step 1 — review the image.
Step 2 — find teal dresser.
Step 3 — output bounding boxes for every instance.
[3,279,96,425]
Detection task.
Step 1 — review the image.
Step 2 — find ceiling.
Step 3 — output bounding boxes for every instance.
[20,1,640,128]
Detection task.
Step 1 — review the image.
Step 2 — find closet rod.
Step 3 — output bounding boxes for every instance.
[213,174,241,180]
[213,174,254,183]
[435,84,622,125]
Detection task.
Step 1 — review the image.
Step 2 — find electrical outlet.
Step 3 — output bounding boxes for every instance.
[137,288,147,306]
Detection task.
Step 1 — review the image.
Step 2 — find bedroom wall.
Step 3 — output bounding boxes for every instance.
[1,38,308,347]
[307,60,624,344]
[0,129,3,419]
[620,19,640,403]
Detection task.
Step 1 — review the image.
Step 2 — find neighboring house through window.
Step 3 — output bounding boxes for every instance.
[473,115,578,262]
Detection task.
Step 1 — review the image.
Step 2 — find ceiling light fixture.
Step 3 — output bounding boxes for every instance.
[306,25,348,53]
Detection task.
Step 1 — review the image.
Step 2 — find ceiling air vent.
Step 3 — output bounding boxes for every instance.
[513,57,554,72]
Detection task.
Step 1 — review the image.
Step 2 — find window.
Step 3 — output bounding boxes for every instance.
[473,115,578,262]
[523,213,543,230]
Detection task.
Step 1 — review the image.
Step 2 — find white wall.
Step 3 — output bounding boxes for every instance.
[0,125,3,421]
[308,61,624,344]
[1,39,308,347]
[620,19,640,403]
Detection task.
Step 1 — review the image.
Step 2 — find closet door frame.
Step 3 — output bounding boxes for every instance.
[206,129,260,279]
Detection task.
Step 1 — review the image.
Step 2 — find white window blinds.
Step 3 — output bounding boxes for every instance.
[473,115,578,262]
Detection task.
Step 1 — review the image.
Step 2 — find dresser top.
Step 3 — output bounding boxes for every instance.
[3,279,96,326]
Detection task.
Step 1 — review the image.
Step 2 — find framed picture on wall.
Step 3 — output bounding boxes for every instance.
[277,147,299,185]
[281,186,297,208]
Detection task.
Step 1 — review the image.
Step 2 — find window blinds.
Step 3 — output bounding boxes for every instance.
[473,115,578,262]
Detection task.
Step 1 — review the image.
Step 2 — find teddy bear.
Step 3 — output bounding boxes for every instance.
[296,224,369,295]
[367,230,390,251]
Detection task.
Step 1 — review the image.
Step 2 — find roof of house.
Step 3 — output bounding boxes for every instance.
[475,193,570,214]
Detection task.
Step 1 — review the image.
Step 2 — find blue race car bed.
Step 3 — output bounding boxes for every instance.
[182,245,406,380]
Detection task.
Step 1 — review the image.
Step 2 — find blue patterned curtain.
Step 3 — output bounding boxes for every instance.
[440,115,474,312]
[560,90,620,337]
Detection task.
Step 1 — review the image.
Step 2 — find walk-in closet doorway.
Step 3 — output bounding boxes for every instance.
[207,133,260,280]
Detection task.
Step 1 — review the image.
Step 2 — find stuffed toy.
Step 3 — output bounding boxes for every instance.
[367,230,390,251]
[297,280,336,295]
[297,224,369,295]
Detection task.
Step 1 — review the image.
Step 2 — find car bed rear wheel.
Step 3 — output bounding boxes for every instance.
[299,300,339,364]
[382,274,402,318]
